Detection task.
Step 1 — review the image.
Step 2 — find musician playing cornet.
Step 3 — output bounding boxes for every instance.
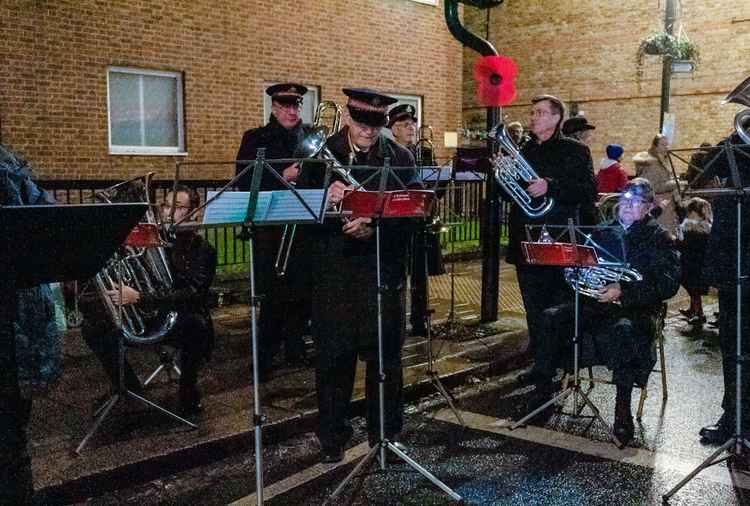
[523,179,680,446]
[506,95,598,357]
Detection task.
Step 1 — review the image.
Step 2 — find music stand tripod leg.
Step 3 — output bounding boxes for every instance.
[326,219,462,504]
[76,393,119,454]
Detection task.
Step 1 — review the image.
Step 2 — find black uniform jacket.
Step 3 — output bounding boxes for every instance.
[82,232,217,357]
[297,128,418,361]
[701,133,750,289]
[235,115,307,191]
[506,131,598,264]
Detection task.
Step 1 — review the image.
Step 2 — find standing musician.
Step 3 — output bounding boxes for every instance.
[506,95,598,358]
[297,88,418,463]
[81,185,216,416]
[524,178,680,446]
[698,133,750,444]
[388,104,439,336]
[235,83,312,379]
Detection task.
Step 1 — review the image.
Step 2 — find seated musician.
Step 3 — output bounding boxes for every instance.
[297,87,420,463]
[81,184,216,416]
[523,178,680,446]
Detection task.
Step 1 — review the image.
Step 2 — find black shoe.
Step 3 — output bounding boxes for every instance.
[517,370,545,386]
[613,415,635,448]
[320,447,344,464]
[688,314,707,326]
[526,383,554,423]
[679,308,694,319]
[708,318,720,328]
[700,417,732,444]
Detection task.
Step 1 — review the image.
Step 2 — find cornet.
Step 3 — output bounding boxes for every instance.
[492,124,555,218]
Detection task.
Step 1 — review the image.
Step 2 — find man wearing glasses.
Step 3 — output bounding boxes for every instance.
[235,83,312,380]
[506,95,598,361]
[523,178,679,447]
[81,185,216,417]
[298,88,418,463]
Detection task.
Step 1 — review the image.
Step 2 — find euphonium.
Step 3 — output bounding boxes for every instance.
[94,174,178,345]
[492,124,555,218]
[563,263,642,300]
[723,75,750,145]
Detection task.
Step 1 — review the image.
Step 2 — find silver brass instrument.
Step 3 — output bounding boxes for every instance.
[724,75,750,145]
[492,124,555,218]
[275,101,352,276]
[94,173,178,345]
[564,263,642,300]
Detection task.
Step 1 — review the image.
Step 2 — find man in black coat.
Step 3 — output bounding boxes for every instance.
[82,185,216,416]
[698,133,750,444]
[524,178,680,446]
[297,88,418,463]
[235,83,312,378]
[506,95,598,357]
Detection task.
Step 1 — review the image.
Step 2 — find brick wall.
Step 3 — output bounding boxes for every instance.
[463,1,750,174]
[1,0,464,180]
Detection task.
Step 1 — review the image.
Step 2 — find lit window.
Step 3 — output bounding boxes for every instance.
[107,66,186,155]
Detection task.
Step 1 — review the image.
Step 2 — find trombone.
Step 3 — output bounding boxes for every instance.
[275,101,343,276]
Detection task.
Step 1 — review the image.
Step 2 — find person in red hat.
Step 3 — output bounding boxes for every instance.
[298,88,419,463]
[235,83,312,381]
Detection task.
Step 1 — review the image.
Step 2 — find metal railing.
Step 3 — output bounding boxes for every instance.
[40,178,504,270]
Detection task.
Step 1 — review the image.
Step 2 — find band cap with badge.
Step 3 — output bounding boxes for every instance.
[266,82,308,106]
[343,88,397,128]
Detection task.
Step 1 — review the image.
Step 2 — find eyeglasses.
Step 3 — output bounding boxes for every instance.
[529,109,556,118]
[618,199,647,208]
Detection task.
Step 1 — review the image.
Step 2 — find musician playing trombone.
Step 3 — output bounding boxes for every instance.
[523,179,680,446]
[297,87,418,464]
[506,95,598,356]
[235,83,313,379]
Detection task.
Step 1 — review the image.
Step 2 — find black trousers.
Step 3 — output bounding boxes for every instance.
[515,264,570,352]
[82,313,209,396]
[718,287,750,426]
[531,302,656,388]
[0,286,34,505]
[315,350,403,451]
[253,230,309,372]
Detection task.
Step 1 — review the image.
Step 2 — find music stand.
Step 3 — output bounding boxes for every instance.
[506,221,628,448]
[202,150,327,506]
[663,137,750,501]
[326,160,462,505]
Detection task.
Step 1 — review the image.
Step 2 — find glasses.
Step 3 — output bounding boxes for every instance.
[618,199,647,208]
[529,109,556,118]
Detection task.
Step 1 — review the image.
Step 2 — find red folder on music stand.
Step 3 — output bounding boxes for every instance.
[521,241,599,267]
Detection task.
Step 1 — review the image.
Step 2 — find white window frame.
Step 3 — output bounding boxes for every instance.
[107,66,186,156]
[408,0,437,5]
[262,84,320,125]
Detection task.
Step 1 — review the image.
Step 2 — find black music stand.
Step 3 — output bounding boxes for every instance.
[663,138,750,501]
[203,150,327,506]
[505,222,630,448]
[326,160,462,505]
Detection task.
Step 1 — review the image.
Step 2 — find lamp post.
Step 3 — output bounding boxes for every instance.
[659,0,677,132]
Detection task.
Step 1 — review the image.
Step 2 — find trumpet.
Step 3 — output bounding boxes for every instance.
[563,263,642,300]
[492,124,555,218]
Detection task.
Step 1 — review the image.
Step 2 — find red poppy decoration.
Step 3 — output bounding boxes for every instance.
[473,55,518,107]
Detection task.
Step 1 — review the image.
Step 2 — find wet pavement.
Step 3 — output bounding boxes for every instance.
[30,258,742,506]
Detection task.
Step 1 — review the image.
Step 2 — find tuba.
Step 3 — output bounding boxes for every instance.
[564,263,642,300]
[492,124,555,218]
[724,75,750,145]
[94,173,178,345]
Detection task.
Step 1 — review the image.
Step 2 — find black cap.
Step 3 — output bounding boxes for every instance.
[387,104,417,128]
[562,116,595,136]
[266,83,307,105]
[343,88,397,128]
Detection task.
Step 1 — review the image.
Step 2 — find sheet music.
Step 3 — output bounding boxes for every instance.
[203,189,326,225]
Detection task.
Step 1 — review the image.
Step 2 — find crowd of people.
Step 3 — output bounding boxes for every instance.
[4,81,750,503]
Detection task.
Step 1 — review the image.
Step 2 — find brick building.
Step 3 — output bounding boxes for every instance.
[1,0,462,180]
[464,1,750,172]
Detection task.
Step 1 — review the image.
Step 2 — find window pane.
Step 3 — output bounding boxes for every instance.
[109,72,142,146]
[143,75,178,147]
